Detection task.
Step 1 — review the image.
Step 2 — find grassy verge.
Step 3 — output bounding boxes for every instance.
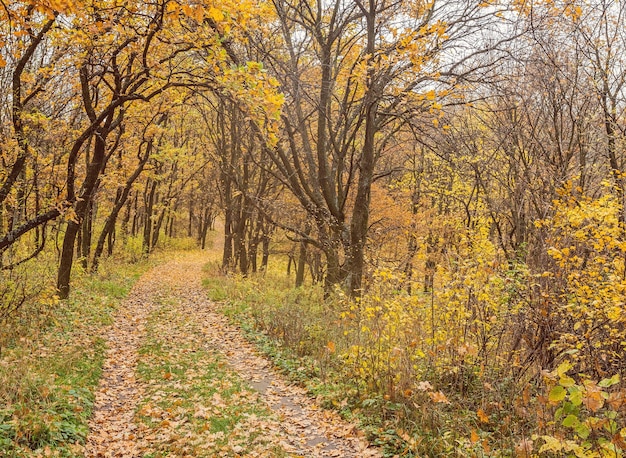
[135,292,290,457]
[0,256,153,457]
[202,261,410,457]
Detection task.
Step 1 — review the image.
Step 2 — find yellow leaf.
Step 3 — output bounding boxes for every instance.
[538,435,563,453]
[477,407,489,424]
[327,341,336,353]
[208,7,225,22]
[555,360,573,377]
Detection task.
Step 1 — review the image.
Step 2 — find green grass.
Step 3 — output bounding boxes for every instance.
[0,255,154,457]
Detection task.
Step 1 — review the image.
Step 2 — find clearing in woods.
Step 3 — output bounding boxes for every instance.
[84,251,380,457]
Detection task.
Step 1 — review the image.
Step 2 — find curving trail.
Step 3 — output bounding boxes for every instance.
[84,252,381,457]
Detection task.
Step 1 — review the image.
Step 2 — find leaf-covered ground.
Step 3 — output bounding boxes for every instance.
[85,252,380,457]
[0,258,150,457]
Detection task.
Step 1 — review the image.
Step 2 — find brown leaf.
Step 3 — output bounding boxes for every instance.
[514,438,533,457]
[607,390,625,411]
[428,391,450,404]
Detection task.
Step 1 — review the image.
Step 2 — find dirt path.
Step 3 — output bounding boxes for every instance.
[85,252,380,457]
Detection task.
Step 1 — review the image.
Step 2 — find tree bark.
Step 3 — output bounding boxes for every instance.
[80,198,95,269]
[143,179,157,254]
[347,1,378,297]
[261,232,270,270]
[57,128,108,299]
[295,223,311,287]
[295,240,307,287]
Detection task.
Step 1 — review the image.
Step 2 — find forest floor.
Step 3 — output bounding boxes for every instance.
[83,251,381,458]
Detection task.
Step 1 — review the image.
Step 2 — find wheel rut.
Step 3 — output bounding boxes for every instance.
[85,252,380,457]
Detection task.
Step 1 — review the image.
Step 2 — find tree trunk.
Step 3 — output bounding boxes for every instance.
[121,190,132,243]
[200,209,210,249]
[249,242,258,273]
[287,250,294,276]
[57,220,81,299]
[76,221,82,260]
[143,179,157,254]
[234,217,248,275]
[295,223,310,287]
[309,250,322,284]
[167,213,175,238]
[323,246,345,297]
[424,231,437,292]
[188,193,194,237]
[107,225,115,256]
[404,189,420,294]
[57,129,108,299]
[295,239,307,287]
[151,203,167,250]
[603,92,625,225]
[80,197,95,269]
[261,232,270,270]
[347,4,378,297]
[222,207,233,270]
[131,191,139,237]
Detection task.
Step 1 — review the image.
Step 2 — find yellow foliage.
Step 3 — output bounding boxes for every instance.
[340,213,523,405]
[540,186,626,373]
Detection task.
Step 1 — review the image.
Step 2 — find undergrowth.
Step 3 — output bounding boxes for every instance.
[202,258,620,457]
